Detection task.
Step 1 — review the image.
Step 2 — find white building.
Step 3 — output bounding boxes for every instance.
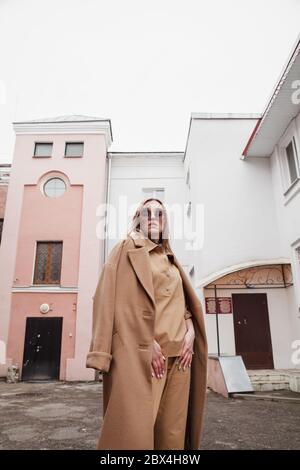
[107,151,187,260]
[184,40,300,386]
[193,37,300,376]
[1,35,299,388]
[107,36,300,392]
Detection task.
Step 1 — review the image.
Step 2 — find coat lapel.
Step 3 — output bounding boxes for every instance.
[127,232,156,307]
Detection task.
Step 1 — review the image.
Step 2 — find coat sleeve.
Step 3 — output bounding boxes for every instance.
[86,262,116,372]
[86,240,124,373]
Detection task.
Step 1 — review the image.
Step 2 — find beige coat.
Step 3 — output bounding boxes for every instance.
[86,232,208,450]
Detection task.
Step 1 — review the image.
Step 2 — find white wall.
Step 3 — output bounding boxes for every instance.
[270,113,300,309]
[185,115,300,369]
[184,116,284,285]
[108,153,189,265]
[204,287,297,369]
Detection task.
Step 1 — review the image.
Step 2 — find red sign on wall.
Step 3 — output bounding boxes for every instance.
[205,297,232,314]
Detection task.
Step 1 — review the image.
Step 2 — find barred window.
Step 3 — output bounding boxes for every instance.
[33,242,63,284]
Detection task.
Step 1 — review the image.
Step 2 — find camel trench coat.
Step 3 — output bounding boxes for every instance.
[86,231,208,450]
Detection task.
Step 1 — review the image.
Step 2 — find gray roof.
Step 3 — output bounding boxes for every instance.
[13,115,110,124]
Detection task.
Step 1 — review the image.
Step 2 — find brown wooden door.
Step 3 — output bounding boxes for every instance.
[232,293,274,369]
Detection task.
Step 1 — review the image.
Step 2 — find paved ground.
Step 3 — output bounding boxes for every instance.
[0,380,299,450]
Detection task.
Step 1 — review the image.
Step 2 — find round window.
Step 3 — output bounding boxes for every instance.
[43,177,66,198]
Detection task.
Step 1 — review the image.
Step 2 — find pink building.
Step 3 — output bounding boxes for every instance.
[0,116,112,381]
[0,164,11,243]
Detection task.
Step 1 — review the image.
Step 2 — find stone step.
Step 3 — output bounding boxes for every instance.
[231,393,300,404]
[247,369,300,393]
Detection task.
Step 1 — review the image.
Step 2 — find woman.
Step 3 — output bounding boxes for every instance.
[86,198,208,450]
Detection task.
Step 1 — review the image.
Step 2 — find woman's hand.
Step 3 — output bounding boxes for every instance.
[151,339,166,379]
[177,319,195,370]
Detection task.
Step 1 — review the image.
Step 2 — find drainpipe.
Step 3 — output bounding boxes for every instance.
[103,152,112,263]
[214,284,221,356]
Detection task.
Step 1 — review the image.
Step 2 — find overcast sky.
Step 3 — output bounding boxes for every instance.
[1,0,300,163]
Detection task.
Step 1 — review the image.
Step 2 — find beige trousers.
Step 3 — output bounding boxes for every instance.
[152,355,191,450]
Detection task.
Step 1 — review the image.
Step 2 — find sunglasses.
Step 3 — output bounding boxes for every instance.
[139,207,164,219]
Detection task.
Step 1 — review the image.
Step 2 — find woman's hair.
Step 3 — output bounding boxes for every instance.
[127,197,173,254]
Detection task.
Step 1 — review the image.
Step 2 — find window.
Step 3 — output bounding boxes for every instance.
[0,218,3,244]
[34,142,53,157]
[285,137,299,185]
[43,178,66,198]
[33,242,63,284]
[64,142,84,157]
[279,122,300,200]
[142,187,165,200]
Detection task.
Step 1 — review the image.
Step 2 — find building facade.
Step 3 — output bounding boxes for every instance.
[0,37,300,382]
[0,116,112,380]
[184,113,297,371]
[0,164,11,245]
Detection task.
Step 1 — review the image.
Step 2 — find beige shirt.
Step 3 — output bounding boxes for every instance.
[144,236,192,357]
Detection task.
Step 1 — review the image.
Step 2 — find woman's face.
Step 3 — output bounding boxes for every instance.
[138,200,165,241]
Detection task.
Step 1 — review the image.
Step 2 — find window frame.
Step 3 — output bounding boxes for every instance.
[142,187,165,200]
[33,241,63,285]
[33,142,53,158]
[285,137,300,186]
[43,177,66,198]
[64,141,84,158]
[277,120,300,200]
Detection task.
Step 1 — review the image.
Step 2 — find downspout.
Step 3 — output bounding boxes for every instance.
[103,152,112,263]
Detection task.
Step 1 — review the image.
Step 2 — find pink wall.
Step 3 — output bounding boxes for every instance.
[7,293,76,380]
[13,183,83,287]
[207,357,229,398]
